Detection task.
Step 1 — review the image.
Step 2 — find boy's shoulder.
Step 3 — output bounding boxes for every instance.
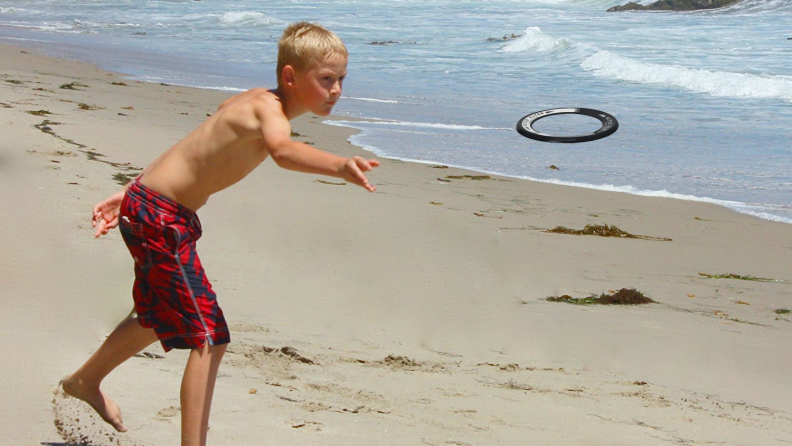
[214,88,289,135]
[217,88,282,116]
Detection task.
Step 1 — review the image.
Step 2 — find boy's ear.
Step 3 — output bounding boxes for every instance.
[281,65,297,87]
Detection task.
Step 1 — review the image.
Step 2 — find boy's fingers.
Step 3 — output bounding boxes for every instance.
[353,157,371,171]
[93,214,113,237]
[344,158,376,192]
[353,157,380,171]
[353,168,375,191]
[354,169,368,185]
[359,174,376,192]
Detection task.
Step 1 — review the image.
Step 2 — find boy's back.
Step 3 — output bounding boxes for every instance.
[139,88,285,211]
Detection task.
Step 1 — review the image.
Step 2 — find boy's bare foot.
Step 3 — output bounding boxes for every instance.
[61,375,128,432]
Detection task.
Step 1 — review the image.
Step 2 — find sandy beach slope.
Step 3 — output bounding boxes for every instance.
[1,42,791,446]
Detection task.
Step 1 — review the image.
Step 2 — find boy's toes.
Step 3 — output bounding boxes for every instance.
[110,416,128,433]
[61,376,128,432]
[95,394,127,432]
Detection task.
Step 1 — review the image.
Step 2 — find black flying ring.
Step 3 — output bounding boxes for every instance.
[516,108,618,143]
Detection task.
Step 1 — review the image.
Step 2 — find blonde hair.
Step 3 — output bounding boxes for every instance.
[277,22,348,88]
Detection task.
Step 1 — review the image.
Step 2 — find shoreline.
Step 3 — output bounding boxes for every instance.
[2,42,791,445]
[328,117,792,226]
[3,34,789,226]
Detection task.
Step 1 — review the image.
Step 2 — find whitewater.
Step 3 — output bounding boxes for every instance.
[1,0,790,222]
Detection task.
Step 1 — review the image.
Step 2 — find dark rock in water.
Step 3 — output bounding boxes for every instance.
[485,33,523,42]
[608,0,740,12]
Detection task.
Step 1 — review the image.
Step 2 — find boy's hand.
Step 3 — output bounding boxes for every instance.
[340,156,380,192]
[92,190,126,237]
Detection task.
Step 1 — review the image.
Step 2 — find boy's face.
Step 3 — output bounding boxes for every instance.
[293,53,348,116]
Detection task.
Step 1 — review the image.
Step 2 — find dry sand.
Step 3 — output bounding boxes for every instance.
[1,42,791,446]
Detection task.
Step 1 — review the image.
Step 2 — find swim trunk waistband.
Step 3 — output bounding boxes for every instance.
[126,179,201,235]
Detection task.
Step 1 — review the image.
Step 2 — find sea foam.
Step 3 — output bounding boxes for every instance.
[218,11,282,27]
[501,26,792,103]
[715,0,792,14]
[512,178,792,225]
[581,50,792,102]
[328,120,505,131]
[501,27,572,53]
[345,96,399,104]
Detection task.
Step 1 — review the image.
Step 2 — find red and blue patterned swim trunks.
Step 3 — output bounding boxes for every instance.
[119,180,230,351]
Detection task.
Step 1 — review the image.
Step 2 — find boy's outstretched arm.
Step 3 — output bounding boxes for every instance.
[261,111,380,192]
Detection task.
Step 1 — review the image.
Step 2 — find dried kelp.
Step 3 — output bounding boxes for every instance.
[59,82,88,90]
[698,273,784,283]
[546,224,671,241]
[546,288,655,305]
[445,175,492,180]
[113,172,138,186]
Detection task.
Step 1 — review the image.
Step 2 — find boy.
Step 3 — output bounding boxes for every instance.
[62,22,378,446]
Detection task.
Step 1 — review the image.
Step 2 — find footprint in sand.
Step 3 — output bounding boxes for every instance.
[51,386,138,446]
[157,406,180,418]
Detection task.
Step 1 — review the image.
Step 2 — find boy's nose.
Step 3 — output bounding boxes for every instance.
[330,81,342,96]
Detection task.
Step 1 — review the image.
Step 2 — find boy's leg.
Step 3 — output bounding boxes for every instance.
[62,316,158,432]
[181,342,227,446]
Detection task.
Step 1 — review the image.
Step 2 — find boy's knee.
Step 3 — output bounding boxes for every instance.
[196,341,227,356]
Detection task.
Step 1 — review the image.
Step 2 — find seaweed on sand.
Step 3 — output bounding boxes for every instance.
[698,273,785,283]
[113,172,139,186]
[546,288,655,305]
[546,224,671,241]
[445,175,492,180]
[59,82,89,90]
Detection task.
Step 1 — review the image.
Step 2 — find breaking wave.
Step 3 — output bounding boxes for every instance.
[581,50,792,102]
[218,11,282,27]
[715,0,792,14]
[503,26,792,103]
[501,27,572,53]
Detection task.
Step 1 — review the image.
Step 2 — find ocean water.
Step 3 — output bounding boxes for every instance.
[1,0,790,223]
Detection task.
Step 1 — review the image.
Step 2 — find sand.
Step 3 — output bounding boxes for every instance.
[1,42,791,446]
